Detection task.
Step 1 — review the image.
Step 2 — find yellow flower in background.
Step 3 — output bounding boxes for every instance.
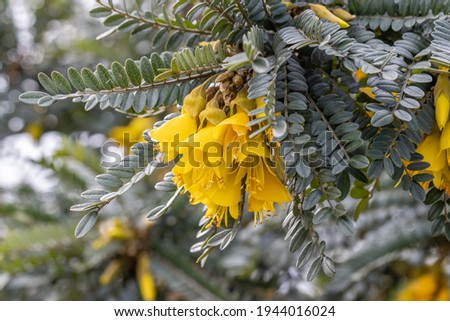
[308,3,350,28]
[99,260,123,285]
[136,252,157,301]
[25,121,44,141]
[397,271,450,301]
[109,117,155,152]
[92,217,135,249]
[151,80,291,227]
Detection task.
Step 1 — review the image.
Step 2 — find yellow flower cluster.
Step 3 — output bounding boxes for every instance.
[94,218,156,300]
[411,72,450,193]
[396,270,449,301]
[150,80,291,227]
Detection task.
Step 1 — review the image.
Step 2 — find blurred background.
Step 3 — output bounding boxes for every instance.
[0,0,449,300]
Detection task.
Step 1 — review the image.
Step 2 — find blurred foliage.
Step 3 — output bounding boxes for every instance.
[1,0,449,301]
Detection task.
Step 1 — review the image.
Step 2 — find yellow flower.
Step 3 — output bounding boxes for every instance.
[236,137,292,223]
[436,93,450,130]
[26,121,44,141]
[92,218,135,249]
[150,113,197,162]
[308,3,350,28]
[109,117,155,152]
[136,253,157,301]
[397,271,449,301]
[181,80,209,119]
[434,70,450,131]
[150,81,291,227]
[99,260,123,285]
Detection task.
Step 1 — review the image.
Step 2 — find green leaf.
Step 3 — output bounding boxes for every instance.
[81,68,101,91]
[431,216,445,236]
[313,207,333,224]
[407,161,430,171]
[111,62,129,88]
[38,72,58,95]
[51,71,72,94]
[337,215,354,236]
[81,189,108,201]
[167,31,184,51]
[303,189,323,210]
[67,67,86,91]
[371,110,394,127]
[19,91,49,105]
[133,91,147,113]
[146,205,167,221]
[289,228,308,253]
[96,64,115,89]
[424,188,443,205]
[89,7,111,18]
[140,56,155,83]
[296,241,314,268]
[37,95,56,107]
[104,14,126,27]
[349,155,370,169]
[252,57,271,73]
[125,59,142,86]
[95,173,122,188]
[322,256,336,278]
[74,211,98,238]
[394,109,412,122]
[428,201,444,221]
[155,181,177,192]
[151,53,166,74]
[153,28,169,48]
[307,257,323,281]
[409,73,432,83]
[410,181,425,201]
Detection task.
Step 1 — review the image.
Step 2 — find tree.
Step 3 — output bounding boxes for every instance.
[18,0,450,298]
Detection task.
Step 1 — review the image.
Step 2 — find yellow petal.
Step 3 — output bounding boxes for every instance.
[331,8,355,21]
[257,164,291,203]
[309,3,350,28]
[149,114,197,162]
[181,83,207,119]
[99,260,123,285]
[229,204,239,219]
[229,86,256,114]
[416,131,446,171]
[353,68,366,82]
[436,93,450,130]
[441,122,450,150]
[359,87,375,99]
[136,253,156,301]
[434,74,450,104]
[199,100,227,126]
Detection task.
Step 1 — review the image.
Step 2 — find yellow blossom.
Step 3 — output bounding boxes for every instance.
[436,93,450,130]
[397,271,449,301]
[99,260,123,285]
[92,218,135,249]
[150,80,291,227]
[109,117,155,152]
[136,253,157,301]
[149,113,197,162]
[308,3,350,28]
